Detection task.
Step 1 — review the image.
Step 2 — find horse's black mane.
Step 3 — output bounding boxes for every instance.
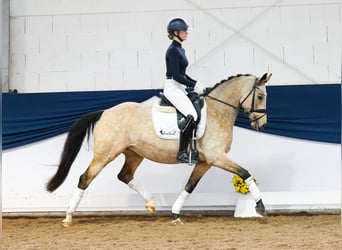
[203,74,253,96]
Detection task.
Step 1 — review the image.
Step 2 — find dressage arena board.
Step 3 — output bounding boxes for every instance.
[2,124,340,214]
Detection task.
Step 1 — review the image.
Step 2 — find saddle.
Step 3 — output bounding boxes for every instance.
[151,93,207,140]
[158,92,204,128]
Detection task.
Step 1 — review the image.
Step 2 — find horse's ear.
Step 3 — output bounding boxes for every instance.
[259,73,272,85]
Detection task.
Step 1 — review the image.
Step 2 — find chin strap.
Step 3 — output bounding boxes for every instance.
[176,35,183,42]
[172,32,183,42]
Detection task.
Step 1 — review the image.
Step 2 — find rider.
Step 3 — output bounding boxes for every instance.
[164,17,205,164]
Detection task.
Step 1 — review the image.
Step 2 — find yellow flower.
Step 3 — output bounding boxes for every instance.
[231,175,257,194]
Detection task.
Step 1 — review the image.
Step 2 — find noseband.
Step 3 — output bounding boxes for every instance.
[205,79,267,123]
[239,80,267,123]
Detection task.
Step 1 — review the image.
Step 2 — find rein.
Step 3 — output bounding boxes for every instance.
[206,95,238,110]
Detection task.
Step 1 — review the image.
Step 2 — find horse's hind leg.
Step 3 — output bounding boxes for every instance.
[171,163,211,224]
[117,150,155,213]
[62,157,114,227]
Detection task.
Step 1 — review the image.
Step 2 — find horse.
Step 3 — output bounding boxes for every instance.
[47,73,271,227]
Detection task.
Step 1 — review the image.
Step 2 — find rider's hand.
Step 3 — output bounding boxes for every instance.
[194,82,205,95]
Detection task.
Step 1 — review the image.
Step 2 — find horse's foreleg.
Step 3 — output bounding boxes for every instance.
[171,191,189,224]
[172,163,211,224]
[213,155,266,216]
[118,150,155,213]
[243,175,265,215]
[233,167,265,216]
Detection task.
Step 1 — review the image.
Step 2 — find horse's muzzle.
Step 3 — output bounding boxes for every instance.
[251,114,267,131]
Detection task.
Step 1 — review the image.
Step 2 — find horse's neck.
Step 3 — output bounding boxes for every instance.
[206,78,251,124]
[220,81,243,103]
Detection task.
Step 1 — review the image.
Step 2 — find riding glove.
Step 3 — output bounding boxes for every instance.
[194,82,205,95]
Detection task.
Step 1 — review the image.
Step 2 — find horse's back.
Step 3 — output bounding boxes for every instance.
[91,100,176,160]
[95,101,152,138]
[104,101,150,119]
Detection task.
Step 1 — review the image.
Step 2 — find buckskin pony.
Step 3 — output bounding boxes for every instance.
[47,73,271,227]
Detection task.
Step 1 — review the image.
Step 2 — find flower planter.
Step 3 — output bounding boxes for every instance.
[234,193,263,218]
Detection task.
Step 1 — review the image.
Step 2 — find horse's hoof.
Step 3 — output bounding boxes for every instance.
[146,199,156,213]
[255,199,266,216]
[171,218,184,225]
[146,205,156,213]
[62,221,72,228]
[62,213,73,227]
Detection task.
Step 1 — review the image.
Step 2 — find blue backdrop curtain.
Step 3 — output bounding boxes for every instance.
[2,84,341,150]
[235,84,340,144]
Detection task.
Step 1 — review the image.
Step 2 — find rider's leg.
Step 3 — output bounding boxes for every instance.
[164,80,198,164]
[177,115,198,164]
[163,79,198,121]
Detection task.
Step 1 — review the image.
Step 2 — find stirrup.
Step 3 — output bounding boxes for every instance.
[177,150,198,165]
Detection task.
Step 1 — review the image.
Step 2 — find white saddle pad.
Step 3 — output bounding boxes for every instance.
[151,98,207,140]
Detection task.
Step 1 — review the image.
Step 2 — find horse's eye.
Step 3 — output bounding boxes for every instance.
[257,95,263,101]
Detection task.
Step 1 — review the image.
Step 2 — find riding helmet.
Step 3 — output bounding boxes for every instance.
[167,18,190,34]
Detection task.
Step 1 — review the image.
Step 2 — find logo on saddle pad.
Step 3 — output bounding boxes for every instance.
[151,98,207,140]
[160,129,177,136]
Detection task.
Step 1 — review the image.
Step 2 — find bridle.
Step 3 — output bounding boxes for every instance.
[204,79,267,123]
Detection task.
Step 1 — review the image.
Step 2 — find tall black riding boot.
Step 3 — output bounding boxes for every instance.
[177,115,198,164]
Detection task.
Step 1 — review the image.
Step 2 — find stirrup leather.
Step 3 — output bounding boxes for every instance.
[177,115,198,164]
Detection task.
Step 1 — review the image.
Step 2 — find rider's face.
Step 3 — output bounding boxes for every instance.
[177,30,188,41]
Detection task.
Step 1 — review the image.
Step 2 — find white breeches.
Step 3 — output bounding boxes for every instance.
[164,79,198,121]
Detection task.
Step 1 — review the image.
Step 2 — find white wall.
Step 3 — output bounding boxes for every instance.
[1,0,10,91]
[9,0,342,92]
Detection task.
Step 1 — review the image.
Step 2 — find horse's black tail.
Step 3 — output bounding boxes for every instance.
[46,110,104,192]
